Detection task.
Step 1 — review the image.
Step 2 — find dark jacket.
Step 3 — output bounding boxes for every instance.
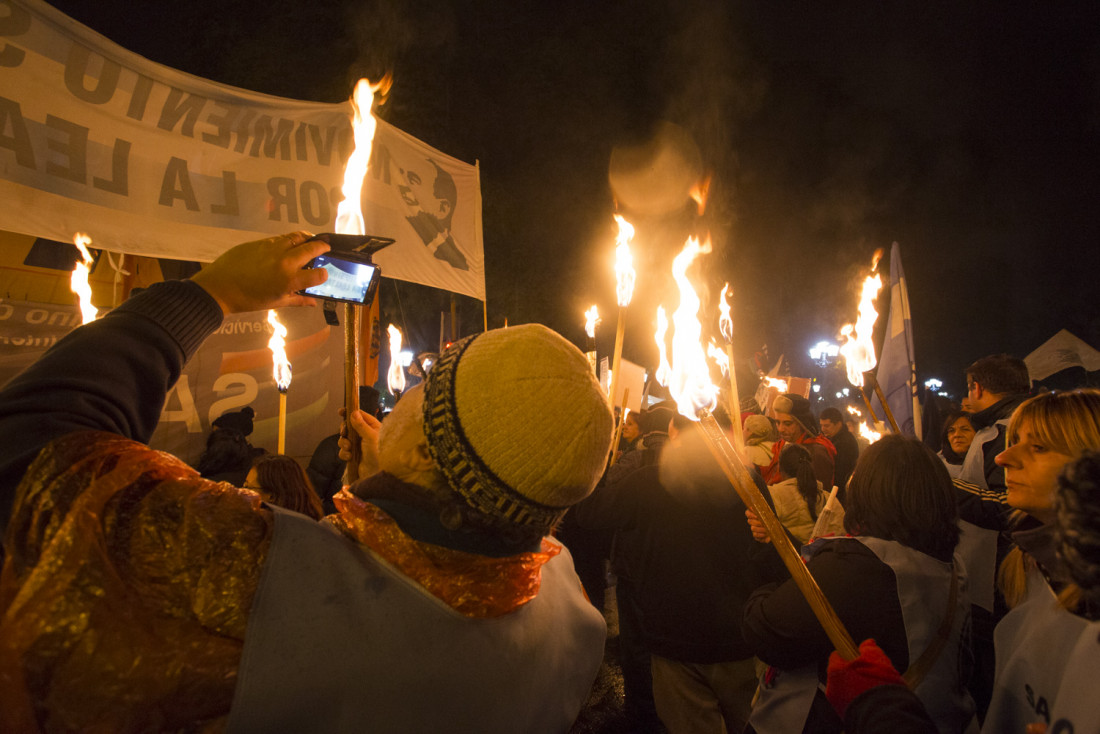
[743,540,915,734]
[826,427,859,495]
[954,393,1029,531]
[843,686,937,734]
[307,433,346,515]
[574,428,784,662]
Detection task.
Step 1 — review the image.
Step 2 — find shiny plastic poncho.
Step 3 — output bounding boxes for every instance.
[1,431,273,733]
[2,434,561,732]
[327,488,560,618]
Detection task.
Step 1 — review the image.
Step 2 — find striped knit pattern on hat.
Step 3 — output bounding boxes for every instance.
[422,324,614,531]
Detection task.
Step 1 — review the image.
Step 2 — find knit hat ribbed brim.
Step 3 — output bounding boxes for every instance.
[422,324,614,531]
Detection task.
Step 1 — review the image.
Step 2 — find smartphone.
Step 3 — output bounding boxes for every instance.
[299,252,382,305]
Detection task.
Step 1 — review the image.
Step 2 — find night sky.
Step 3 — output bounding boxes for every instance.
[45,0,1100,398]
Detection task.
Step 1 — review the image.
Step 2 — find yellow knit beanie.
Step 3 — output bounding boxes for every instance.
[422,324,614,530]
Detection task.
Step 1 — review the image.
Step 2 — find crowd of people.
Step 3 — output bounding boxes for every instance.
[0,231,1096,733]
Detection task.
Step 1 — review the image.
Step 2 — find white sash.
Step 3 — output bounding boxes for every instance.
[985,566,1090,733]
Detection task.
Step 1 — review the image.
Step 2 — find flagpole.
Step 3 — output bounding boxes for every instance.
[868,372,901,434]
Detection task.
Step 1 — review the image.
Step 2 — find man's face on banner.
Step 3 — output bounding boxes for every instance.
[397,162,453,227]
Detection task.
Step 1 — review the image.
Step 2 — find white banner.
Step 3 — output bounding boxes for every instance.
[0,0,485,299]
[0,298,345,464]
[151,306,345,465]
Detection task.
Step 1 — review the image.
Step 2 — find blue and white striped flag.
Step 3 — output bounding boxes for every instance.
[872,242,921,438]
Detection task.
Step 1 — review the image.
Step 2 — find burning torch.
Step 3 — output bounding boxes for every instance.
[838,251,899,434]
[584,305,600,376]
[847,405,882,444]
[717,284,745,451]
[330,76,390,481]
[387,324,406,398]
[607,214,636,412]
[267,310,292,454]
[657,234,859,660]
[71,233,99,324]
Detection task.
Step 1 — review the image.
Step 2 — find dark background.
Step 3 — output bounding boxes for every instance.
[46,0,1100,398]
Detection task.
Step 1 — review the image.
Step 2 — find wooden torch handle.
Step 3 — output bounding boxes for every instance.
[344,303,361,482]
[697,411,859,660]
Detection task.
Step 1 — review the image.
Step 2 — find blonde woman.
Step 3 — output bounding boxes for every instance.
[995,389,1100,603]
[985,389,1100,732]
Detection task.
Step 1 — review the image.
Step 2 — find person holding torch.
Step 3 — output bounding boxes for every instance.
[0,232,613,733]
[574,410,787,734]
[742,435,975,734]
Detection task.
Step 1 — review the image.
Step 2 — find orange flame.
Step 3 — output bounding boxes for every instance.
[838,256,884,387]
[763,375,789,392]
[387,324,406,395]
[584,305,600,339]
[336,76,391,235]
[690,174,712,216]
[613,214,636,307]
[267,310,292,392]
[707,338,729,377]
[718,283,733,342]
[657,235,719,420]
[858,421,882,443]
[870,247,884,272]
[654,306,671,388]
[70,233,98,324]
[845,406,881,443]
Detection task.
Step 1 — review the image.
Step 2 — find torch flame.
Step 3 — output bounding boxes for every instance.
[654,306,671,388]
[858,421,882,443]
[707,339,729,377]
[613,214,636,307]
[584,305,600,339]
[763,375,789,392]
[838,259,884,387]
[267,310,292,392]
[336,76,391,235]
[718,283,733,342]
[845,406,881,443]
[387,324,406,395]
[656,235,719,420]
[70,233,98,325]
[689,174,712,216]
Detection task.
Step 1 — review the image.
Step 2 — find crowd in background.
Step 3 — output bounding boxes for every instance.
[0,233,1096,733]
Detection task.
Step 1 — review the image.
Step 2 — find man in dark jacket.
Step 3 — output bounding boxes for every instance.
[819,407,859,498]
[958,353,1031,503]
[575,412,784,733]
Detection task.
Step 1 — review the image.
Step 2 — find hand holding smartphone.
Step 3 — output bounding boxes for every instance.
[297,233,390,305]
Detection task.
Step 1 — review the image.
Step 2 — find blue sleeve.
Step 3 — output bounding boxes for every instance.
[0,280,223,534]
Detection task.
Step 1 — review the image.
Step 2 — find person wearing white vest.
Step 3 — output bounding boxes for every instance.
[984,390,1100,733]
[0,233,613,733]
[953,353,1031,721]
[743,434,976,734]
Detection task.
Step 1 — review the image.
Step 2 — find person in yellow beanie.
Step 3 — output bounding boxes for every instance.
[0,232,613,733]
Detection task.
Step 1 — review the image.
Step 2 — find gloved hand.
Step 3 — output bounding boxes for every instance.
[826,638,907,720]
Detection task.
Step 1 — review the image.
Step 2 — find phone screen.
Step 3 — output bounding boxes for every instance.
[300,254,380,304]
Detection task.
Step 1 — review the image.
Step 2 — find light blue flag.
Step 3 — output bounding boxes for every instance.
[872,243,921,438]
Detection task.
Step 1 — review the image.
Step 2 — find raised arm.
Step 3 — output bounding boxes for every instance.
[0,231,329,534]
